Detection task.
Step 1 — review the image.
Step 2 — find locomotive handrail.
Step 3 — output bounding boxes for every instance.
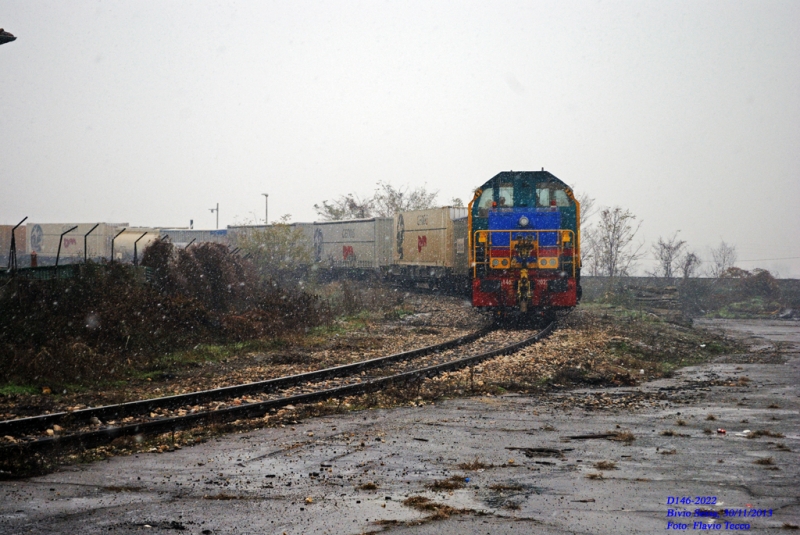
[471,229,576,277]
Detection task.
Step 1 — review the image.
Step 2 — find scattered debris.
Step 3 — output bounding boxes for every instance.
[593,461,617,470]
[427,476,466,491]
[506,447,567,458]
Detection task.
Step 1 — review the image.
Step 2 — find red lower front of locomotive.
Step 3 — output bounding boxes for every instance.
[472,273,578,309]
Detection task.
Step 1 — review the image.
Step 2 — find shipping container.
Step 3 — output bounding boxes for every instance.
[159,228,228,248]
[393,207,467,268]
[310,218,393,269]
[388,207,469,285]
[111,228,158,263]
[25,223,130,265]
[0,225,27,267]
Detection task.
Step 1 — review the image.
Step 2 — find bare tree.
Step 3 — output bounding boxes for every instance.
[678,251,702,278]
[371,181,438,217]
[574,190,597,224]
[583,206,644,277]
[649,232,687,278]
[709,240,738,278]
[313,194,374,221]
[451,197,464,207]
[315,182,438,221]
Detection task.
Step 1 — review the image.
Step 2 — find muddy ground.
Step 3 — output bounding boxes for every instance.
[0,316,797,534]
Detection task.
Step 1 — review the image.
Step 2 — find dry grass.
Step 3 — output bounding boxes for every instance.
[754,457,774,466]
[586,472,604,480]
[594,461,617,470]
[402,496,472,520]
[659,449,677,455]
[768,403,780,409]
[609,430,635,443]
[703,428,713,435]
[775,443,791,452]
[676,419,687,426]
[747,430,785,439]
[427,475,466,491]
[457,458,493,471]
[737,376,750,385]
[706,414,717,421]
[358,482,378,491]
[660,429,676,436]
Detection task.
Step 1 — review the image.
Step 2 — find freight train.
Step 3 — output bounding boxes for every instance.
[4,170,581,316]
[228,169,582,316]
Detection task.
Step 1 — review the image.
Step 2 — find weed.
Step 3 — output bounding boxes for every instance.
[659,449,677,455]
[594,461,617,470]
[0,384,38,396]
[706,414,716,421]
[747,430,784,439]
[754,457,774,466]
[703,428,713,435]
[0,243,329,387]
[427,475,466,491]
[661,429,676,436]
[610,430,635,443]
[676,419,687,426]
[401,496,472,520]
[358,482,378,491]
[457,458,492,471]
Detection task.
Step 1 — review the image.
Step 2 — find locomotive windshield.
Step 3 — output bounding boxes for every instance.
[474,175,573,216]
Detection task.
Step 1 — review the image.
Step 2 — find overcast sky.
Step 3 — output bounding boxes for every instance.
[1,1,798,276]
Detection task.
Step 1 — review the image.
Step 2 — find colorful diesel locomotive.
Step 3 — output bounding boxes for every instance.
[468,171,581,315]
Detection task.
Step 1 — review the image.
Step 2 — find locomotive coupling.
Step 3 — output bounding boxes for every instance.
[517,268,531,313]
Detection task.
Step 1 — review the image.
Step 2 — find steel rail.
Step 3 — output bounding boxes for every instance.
[0,321,554,459]
[0,326,495,437]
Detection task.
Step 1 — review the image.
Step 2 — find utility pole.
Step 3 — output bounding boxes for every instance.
[209,203,219,229]
[262,193,269,225]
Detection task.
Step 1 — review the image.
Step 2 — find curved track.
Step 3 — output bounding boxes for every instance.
[0,321,555,458]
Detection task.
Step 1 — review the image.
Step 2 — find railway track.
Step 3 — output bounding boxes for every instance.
[0,320,555,459]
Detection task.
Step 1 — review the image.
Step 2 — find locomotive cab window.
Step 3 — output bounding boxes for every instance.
[476,188,494,217]
[497,184,514,208]
[536,184,571,207]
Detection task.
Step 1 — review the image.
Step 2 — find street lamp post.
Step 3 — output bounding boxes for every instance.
[209,203,219,229]
[262,193,269,225]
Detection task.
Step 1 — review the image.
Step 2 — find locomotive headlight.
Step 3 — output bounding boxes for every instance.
[518,216,530,228]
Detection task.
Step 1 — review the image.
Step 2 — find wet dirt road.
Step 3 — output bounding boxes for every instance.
[1,319,798,534]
